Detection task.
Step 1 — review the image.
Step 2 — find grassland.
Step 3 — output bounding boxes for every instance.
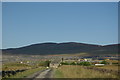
[53,65,118,78]
[2,62,32,71]
[53,69,64,78]
[47,53,89,57]
[4,67,46,78]
[95,60,119,71]
[2,60,50,79]
[95,65,119,71]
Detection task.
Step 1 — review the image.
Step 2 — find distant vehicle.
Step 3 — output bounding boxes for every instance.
[95,64,105,66]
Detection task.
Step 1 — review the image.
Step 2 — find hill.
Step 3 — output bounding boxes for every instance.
[2,42,119,55]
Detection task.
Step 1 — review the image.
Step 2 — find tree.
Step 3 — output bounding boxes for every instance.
[45,61,51,67]
[38,61,51,67]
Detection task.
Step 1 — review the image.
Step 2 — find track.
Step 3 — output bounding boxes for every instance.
[27,68,53,80]
[36,68,52,78]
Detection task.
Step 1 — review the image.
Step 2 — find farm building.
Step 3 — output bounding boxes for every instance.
[49,63,59,68]
[49,59,61,68]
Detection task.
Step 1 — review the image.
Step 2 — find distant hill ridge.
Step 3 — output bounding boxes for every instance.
[2,42,119,55]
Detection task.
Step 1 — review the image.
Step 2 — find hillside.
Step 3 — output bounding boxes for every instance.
[2,42,119,55]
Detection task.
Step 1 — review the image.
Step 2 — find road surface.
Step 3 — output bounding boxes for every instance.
[27,68,54,80]
[35,68,52,78]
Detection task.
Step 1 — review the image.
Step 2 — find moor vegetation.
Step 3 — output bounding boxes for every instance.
[2,42,119,55]
[54,65,119,78]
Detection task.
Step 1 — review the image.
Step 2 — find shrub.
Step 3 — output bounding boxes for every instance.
[69,62,77,65]
[60,62,69,65]
[100,60,108,64]
[38,61,51,67]
[78,62,91,66]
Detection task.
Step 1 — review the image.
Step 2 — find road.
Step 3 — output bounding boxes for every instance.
[0,71,1,80]
[27,68,54,80]
[35,68,52,78]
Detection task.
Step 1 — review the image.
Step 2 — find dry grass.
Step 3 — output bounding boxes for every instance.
[95,60,119,71]
[4,67,46,78]
[54,65,118,78]
[2,66,31,71]
[2,63,31,71]
[95,65,119,71]
[106,60,118,63]
[47,53,89,57]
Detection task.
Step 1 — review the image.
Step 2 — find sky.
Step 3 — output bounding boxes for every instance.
[2,2,118,49]
[0,2,2,49]
[1,0,120,2]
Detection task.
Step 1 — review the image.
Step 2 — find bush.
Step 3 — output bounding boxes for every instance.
[60,62,69,65]
[100,60,108,64]
[45,61,51,67]
[78,62,91,66]
[38,61,51,67]
[69,62,77,65]
[61,62,91,66]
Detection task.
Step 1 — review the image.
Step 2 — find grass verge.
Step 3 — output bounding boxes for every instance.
[3,67,46,78]
[53,65,119,78]
[53,69,64,78]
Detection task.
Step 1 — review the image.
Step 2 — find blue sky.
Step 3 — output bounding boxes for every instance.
[2,2,118,49]
[0,2,1,49]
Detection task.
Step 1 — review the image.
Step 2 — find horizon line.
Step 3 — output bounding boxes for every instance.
[2,41,119,49]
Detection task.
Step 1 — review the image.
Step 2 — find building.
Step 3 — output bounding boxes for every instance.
[49,63,59,68]
[49,59,61,68]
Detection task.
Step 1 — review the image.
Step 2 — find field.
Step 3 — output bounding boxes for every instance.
[95,65,119,71]
[2,54,119,79]
[2,60,50,79]
[47,53,89,57]
[3,67,46,79]
[53,65,119,78]
[2,62,31,71]
[94,60,119,71]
